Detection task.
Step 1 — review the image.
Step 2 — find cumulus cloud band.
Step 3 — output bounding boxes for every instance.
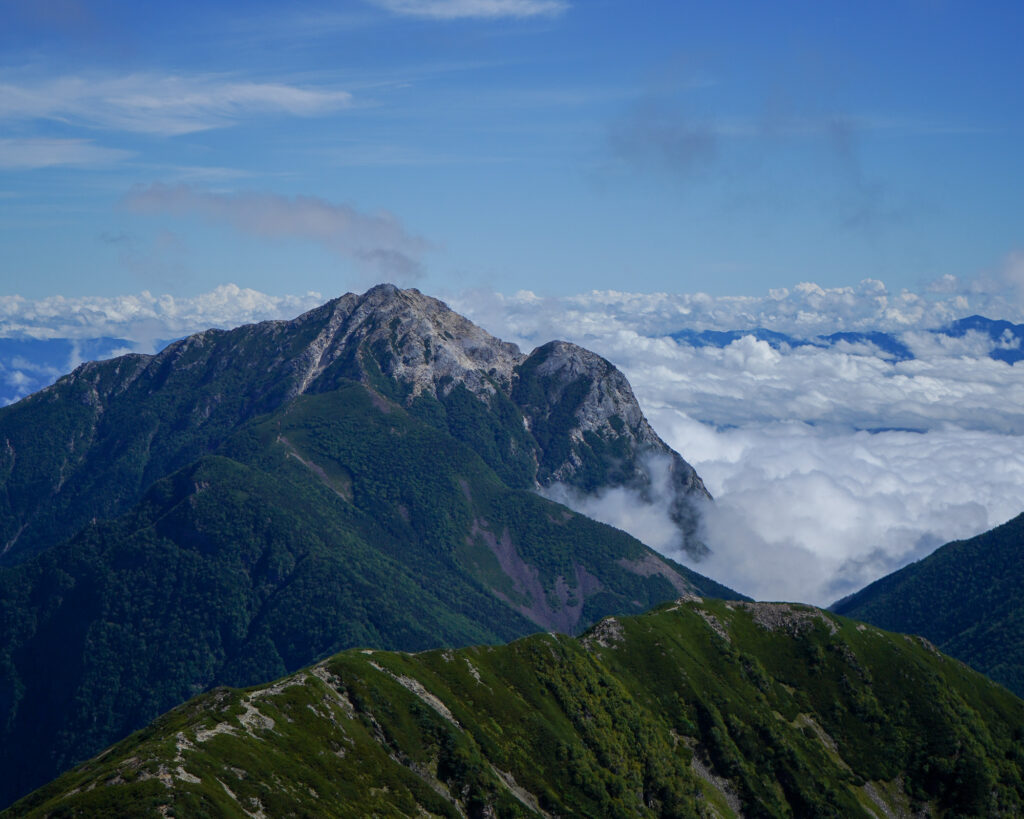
[0,284,323,344]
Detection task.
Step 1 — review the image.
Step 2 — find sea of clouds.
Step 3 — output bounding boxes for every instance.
[450,276,1024,606]
[3,275,1024,606]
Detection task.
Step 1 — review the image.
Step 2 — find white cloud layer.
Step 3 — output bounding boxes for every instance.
[449,273,1024,605]
[0,284,324,346]
[654,415,1024,606]
[373,0,569,19]
[0,73,353,136]
[451,275,1024,341]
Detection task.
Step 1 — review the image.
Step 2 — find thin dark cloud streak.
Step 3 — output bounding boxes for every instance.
[608,99,718,177]
[824,115,898,230]
[121,184,431,282]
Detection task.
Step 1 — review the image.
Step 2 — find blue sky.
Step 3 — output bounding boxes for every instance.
[2,0,1022,302]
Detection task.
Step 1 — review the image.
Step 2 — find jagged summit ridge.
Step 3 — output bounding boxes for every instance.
[165,281,712,533]
[59,284,519,406]
[283,284,524,402]
[291,284,713,549]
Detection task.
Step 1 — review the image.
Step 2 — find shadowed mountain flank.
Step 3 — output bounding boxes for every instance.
[834,511,1024,697]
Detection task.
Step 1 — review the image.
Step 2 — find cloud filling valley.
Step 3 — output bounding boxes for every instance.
[452,279,1024,605]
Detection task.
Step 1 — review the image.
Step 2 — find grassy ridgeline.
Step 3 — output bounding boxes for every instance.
[9,599,1024,818]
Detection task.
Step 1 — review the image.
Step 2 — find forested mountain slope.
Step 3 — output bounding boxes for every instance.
[834,511,1024,696]
[0,285,734,807]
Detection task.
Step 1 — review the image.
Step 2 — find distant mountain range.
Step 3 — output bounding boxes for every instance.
[10,599,1024,817]
[0,285,733,808]
[669,315,1024,363]
[834,512,1024,698]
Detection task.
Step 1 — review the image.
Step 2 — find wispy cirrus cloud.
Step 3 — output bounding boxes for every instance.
[0,73,353,136]
[371,0,569,20]
[122,184,431,281]
[0,137,131,169]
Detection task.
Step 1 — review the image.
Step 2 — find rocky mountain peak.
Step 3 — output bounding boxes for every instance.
[218,284,713,554]
[512,337,710,553]
[2,283,711,564]
[285,283,524,402]
[519,340,650,439]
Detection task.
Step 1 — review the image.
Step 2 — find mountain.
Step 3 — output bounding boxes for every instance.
[669,327,820,352]
[0,284,709,567]
[833,512,1024,697]
[668,327,915,362]
[942,315,1024,363]
[8,598,1024,818]
[0,284,735,808]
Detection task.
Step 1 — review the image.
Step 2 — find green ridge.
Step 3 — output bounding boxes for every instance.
[8,600,1024,818]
